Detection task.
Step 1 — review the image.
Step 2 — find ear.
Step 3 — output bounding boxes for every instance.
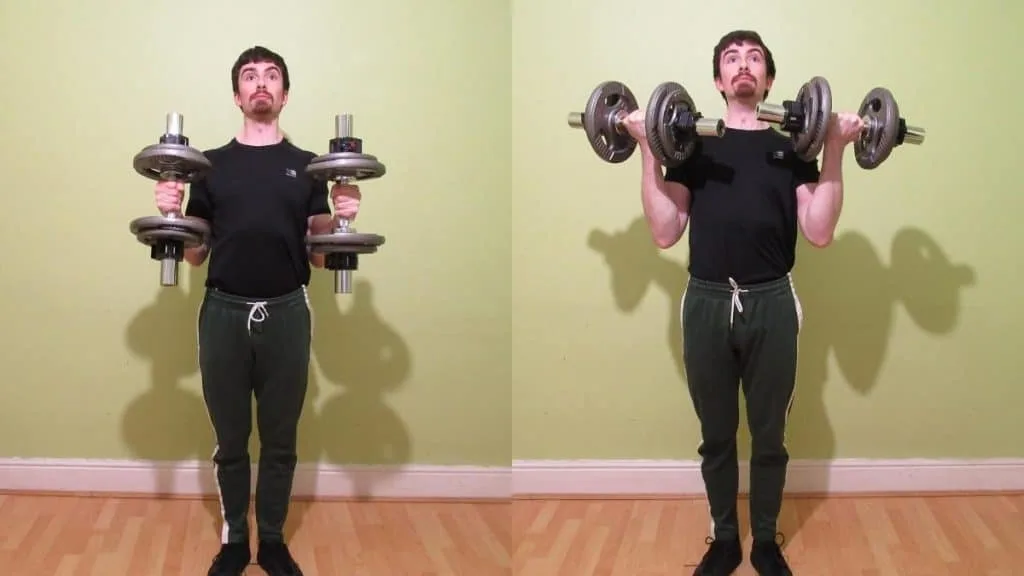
[281,91,289,106]
[233,92,241,107]
[764,76,774,92]
[714,76,725,93]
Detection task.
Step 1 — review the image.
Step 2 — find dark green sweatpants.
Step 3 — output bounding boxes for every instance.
[680,273,801,543]
[197,286,312,544]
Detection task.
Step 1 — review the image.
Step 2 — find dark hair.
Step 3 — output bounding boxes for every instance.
[712,30,776,100]
[231,46,290,94]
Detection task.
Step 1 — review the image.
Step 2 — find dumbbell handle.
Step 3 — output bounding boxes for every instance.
[686,117,726,137]
[756,101,797,127]
[331,113,354,294]
[158,113,191,220]
[567,110,629,133]
[863,117,926,146]
[568,111,722,137]
[757,102,925,145]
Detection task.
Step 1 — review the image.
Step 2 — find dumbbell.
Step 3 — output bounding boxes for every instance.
[852,87,925,169]
[305,113,386,295]
[755,76,833,162]
[644,81,725,167]
[567,81,640,163]
[567,81,724,166]
[128,112,212,287]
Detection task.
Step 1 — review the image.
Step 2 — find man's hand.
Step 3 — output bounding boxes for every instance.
[330,182,361,220]
[155,180,184,215]
[826,112,865,147]
[622,109,648,144]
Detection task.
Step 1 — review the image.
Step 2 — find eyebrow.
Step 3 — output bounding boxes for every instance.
[240,64,280,74]
[724,47,763,57]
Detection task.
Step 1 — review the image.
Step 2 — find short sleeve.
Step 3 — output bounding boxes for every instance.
[663,150,701,190]
[304,152,332,217]
[793,156,820,187]
[184,176,212,221]
[307,178,331,217]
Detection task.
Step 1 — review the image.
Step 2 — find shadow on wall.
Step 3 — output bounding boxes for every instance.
[302,275,413,502]
[122,265,413,544]
[587,216,975,538]
[787,226,976,465]
[122,264,218,529]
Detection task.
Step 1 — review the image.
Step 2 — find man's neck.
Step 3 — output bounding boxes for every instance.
[236,116,283,146]
[723,99,769,130]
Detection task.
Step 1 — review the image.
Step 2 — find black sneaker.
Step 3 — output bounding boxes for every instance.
[750,534,792,576]
[692,536,742,575]
[207,542,251,576]
[257,541,304,576]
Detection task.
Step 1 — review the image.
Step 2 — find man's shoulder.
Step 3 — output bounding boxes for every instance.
[280,139,320,165]
[200,140,237,158]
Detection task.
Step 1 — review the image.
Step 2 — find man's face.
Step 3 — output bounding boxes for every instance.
[233,60,288,119]
[715,41,772,102]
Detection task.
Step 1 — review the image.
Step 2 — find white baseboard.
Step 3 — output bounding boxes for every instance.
[0,458,510,500]
[511,458,1024,497]
[2,458,1022,500]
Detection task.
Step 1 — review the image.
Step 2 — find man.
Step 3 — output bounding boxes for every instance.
[154,46,360,576]
[622,31,862,575]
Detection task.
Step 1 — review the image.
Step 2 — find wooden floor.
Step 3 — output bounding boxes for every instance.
[1,493,1022,575]
[0,494,510,575]
[514,494,1024,575]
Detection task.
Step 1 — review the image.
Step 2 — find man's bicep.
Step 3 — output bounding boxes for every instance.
[793,156,821,219]
[663,180,691,212]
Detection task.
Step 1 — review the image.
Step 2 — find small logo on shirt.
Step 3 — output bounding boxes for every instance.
[284,168,297,178]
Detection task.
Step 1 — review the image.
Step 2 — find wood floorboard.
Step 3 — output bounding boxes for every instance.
[1,493,1021,574]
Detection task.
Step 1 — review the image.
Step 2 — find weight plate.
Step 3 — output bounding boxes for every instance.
[645,81,699,167]
[129,215,208,248]
[133,143,212,182]
[791,76,832,162]
[582,81,638,163]
[854,87,900,170]
[306,152,386,181]
[307,231,386,254]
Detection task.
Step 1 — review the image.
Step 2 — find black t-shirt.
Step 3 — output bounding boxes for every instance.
[184,138,331,298]
[665,127,820,285]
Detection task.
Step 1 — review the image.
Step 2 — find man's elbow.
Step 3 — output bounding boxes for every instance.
[651,227,685,249]
[804,229,834,248]
[653,235,679,249]
[184,247,208,266]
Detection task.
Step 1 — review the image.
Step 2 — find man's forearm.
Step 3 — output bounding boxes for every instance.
[803,141,846,245]
[639,144,689,248]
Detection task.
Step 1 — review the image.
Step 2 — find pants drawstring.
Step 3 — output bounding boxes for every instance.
[246,301,269,334]
[728,277,747,329]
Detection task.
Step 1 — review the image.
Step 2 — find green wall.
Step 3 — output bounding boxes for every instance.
[0,0,512,467]
[0,0,1018,471]
[510,0,1020,462]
